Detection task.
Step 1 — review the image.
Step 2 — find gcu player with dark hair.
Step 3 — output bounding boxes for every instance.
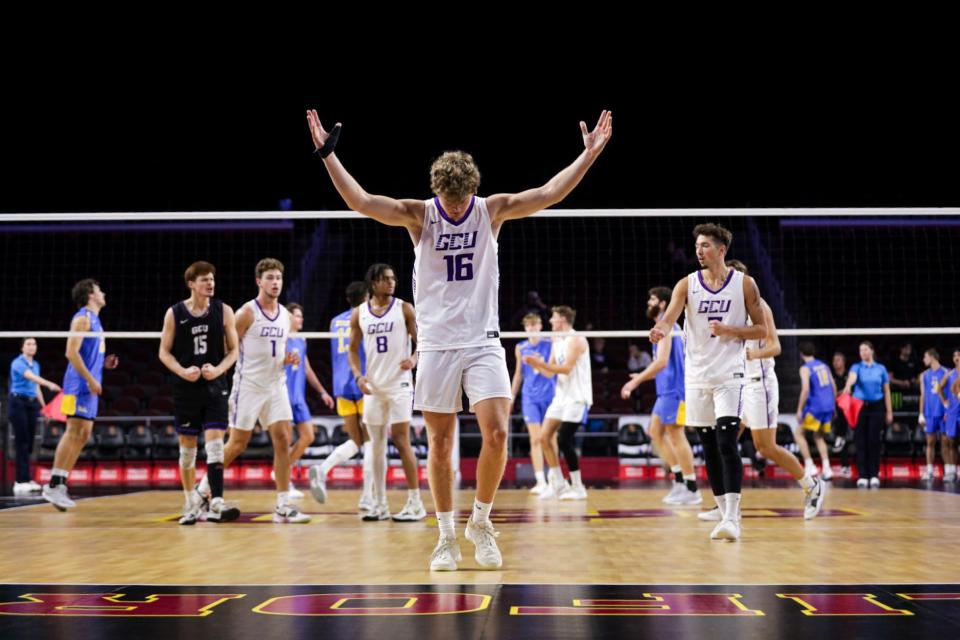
[651,224,766,541]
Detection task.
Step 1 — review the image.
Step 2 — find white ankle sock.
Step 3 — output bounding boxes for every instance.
[472,499,492,525]
[437,511,456,538]
[570,470,583,488]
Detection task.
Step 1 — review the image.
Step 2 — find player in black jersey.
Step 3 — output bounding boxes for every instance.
[158,261,240,524]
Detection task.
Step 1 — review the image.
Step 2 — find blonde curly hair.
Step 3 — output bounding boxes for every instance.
[430,151,481,202]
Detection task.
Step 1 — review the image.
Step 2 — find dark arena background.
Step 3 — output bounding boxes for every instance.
[2,33,958,639]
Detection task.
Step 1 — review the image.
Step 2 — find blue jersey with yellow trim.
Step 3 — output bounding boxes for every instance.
[804,358,835,415]
[653,323,685,398]
[922,367,948,418]
[330,308,365,398]
[63,308,105,395]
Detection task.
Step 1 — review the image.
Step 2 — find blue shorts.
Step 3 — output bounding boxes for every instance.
[62,392,98,421]
[943,413,960,439]
[802,409,834,433]
[522,398,552,424]
[291,398,311,425]
[924,413,945,435]
[945,413,960,439]
[925,413,955,436]
[652,394,682,425]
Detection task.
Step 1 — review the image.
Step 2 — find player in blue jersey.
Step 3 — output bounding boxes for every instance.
[510,312,557,494]
[42,279,119,511]
[919,348,951,480]
[309,281,377,515]
[621,286,700,505]
[936,348,960,482]
[274,302,334,499]
[795,342,837,480]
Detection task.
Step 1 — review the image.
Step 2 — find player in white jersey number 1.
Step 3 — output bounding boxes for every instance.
[650,224,766,542]
[198,258,311,523]
[307,107,612,570]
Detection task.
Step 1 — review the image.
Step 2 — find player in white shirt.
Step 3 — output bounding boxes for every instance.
[725,260,826,522]
[349,263,425,523]
[307,107,612,571]
[198,258,310,524]
[650,224,767,542]
[523,305,591,501]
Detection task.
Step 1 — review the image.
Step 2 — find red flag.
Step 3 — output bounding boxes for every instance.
[41,391,67,423]
[836,392,864,429]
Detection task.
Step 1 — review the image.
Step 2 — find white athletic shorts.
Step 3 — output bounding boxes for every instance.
[229,380,293,431]
[741,370,779,430]
[684,383,745,428]
[544,398,590,424]
[414,345,512,413]
[363,385,414,425]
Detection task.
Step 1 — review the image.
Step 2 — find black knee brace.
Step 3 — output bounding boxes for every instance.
[716,416,743,494]
[558,422,581,472]
[697,426,725,497]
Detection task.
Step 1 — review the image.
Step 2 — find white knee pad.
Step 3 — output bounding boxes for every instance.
[179,446,197,470]
[205,438,225,464]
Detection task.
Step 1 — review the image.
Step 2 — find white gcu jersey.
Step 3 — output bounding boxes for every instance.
[553,333,593,405]
[234,299,290,389]
[744,318,776,379]
[683,268,747,389]
[358,297,412,392]
[413,196,501,351]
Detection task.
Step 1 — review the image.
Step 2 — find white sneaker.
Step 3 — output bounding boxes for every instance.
[537,482,562,500]
[711,518,741,541]
[307,466,327,504]
[429,535,462,571]
[392,498,427,522]
[804,477,827,520]
[529,482,548,495]
[465,517,503,569]
[178,495,203,525]
[662,483,685,504]
[856,478,869,488]
[945,471,958,483]
[361,503,391,521]
[920,467,934,480]
[805,461,819,477]
[13,482,33,496]
[821,466,834,481]
[698,506,722,521]
[358,500,375,518]
[869,477,881,488]
[273,503,311,523]
[26,480,42,492]
[558,485,588,501]
[841,466,852,478]
[673,488,703,506]
[42,483,75,511]
[204,497,240,523]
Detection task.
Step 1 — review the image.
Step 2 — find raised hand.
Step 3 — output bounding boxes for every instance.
[580,110,613,157]
[306,109,341,154]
